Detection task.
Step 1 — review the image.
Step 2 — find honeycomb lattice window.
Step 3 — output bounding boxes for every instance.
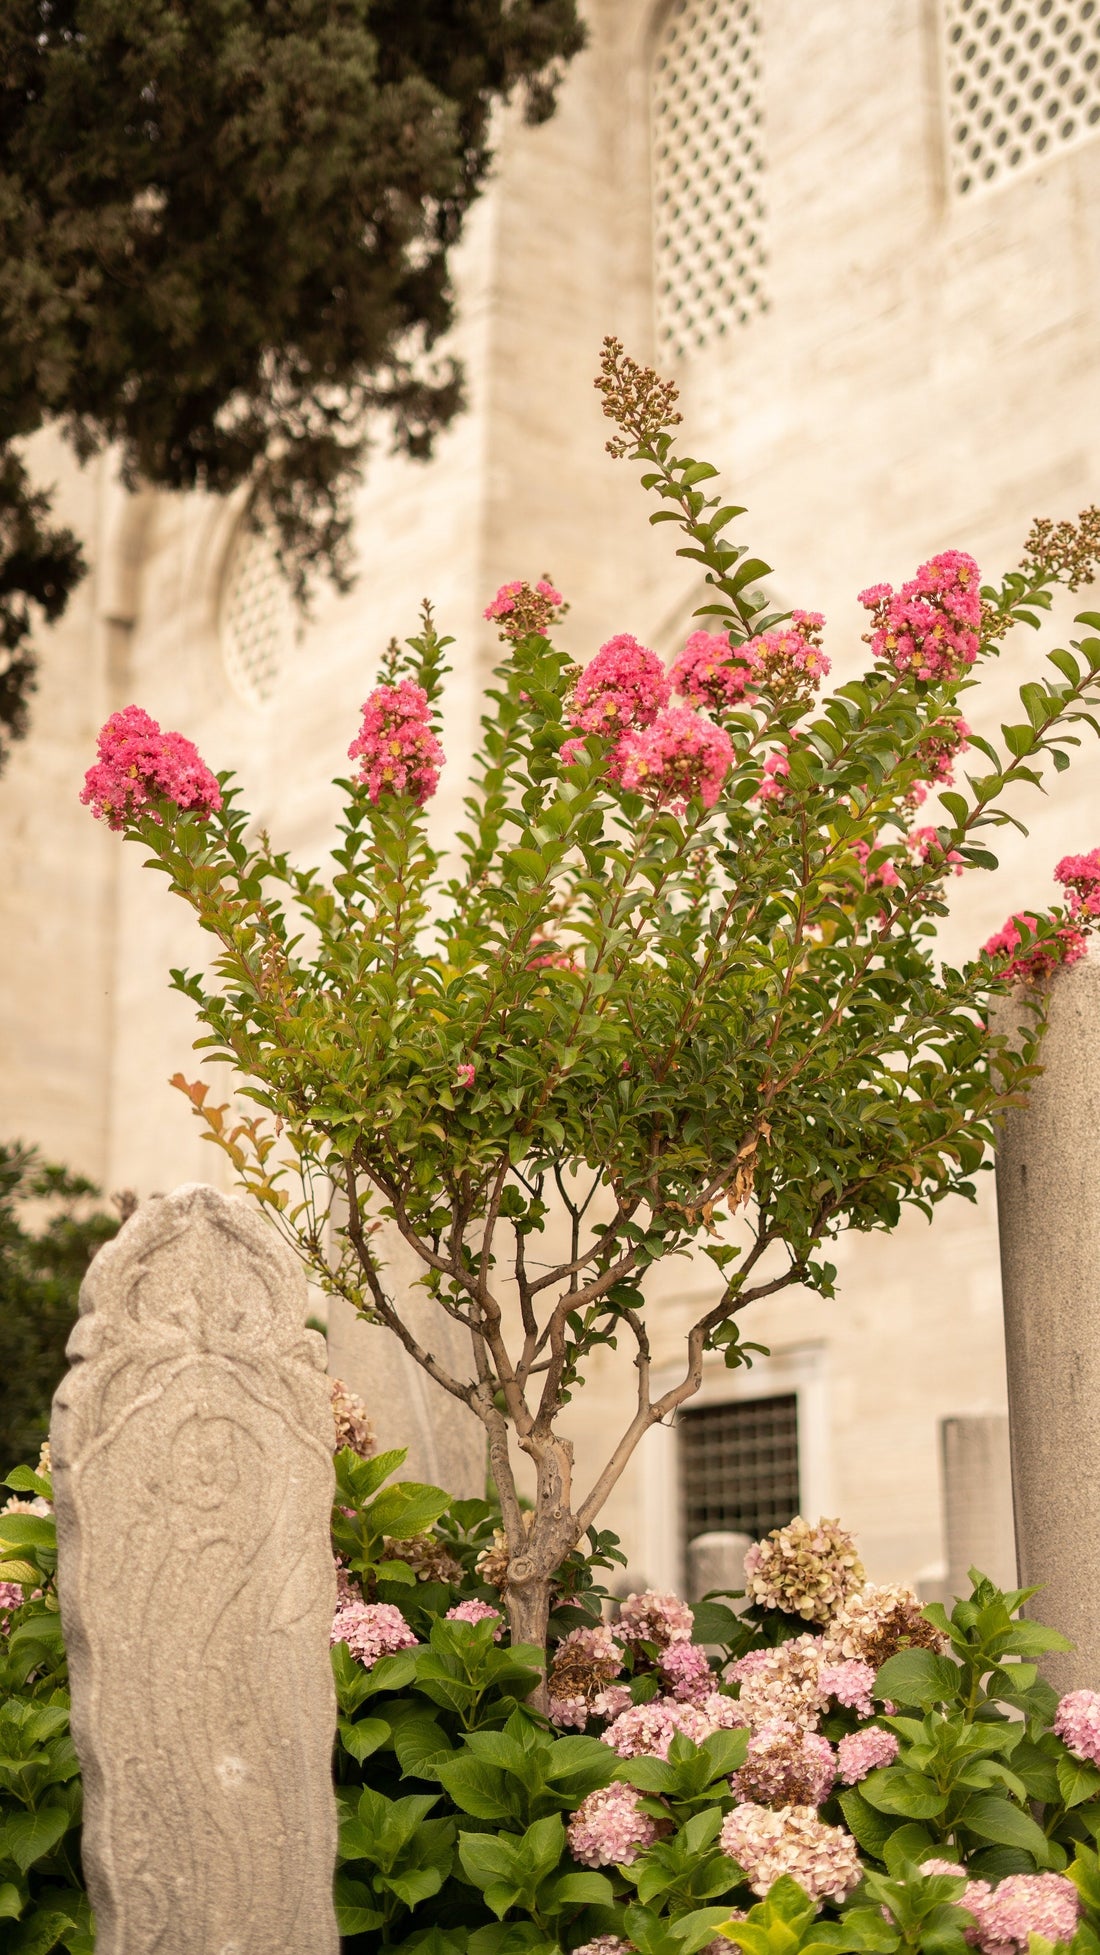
[219,522,294,707]
[652,0,767,355]
[679,1393,800,1543]
[945,0,1100,195]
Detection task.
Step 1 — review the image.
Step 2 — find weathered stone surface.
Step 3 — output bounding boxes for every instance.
[940,1415,1016,1605]
[51,1183,338,1955]
[995,955,1100,1693]
[687,1531,752,1607]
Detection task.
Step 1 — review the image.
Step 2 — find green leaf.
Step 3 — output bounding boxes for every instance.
[333,1874,384,1936]
[961,1792,1050,1858]
[0,1805,70,1873]
[690,1602,741,1645]
[859,1767,949,1820]
[338,1716,390,1763]
[0,1884,23,1921]
[545,1870,615,1909]
[838,1787,903,1861]
[1057,1753,1100,1809]
[874,1650,961,1709]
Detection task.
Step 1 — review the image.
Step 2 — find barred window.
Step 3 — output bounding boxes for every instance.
[945,0,1100,196]
[220,522,294,707]
[680,1393,800,1542]
[652,0,767,355]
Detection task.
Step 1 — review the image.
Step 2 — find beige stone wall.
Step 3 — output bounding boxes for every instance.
[2,0,1097,1592]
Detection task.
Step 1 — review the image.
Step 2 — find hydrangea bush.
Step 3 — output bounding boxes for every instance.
[6,1441,1100,1955]
[79,338,1100,1654]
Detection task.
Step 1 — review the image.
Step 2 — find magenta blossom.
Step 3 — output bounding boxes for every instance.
[567,1782,658,1868]
[859,551,980,682]
[484,577,565,643]
[1055,848,1100,919]
[983,912,1088,984]
[670,629,759,711]
[445,1600,502,1639]
[331,1600,417,1668]
[81,705,222,830]
[566,634,670,740]
[348,680,444,805]
[836,1726,899,1784]
[614,706,733,811]
[453,1064,476,1089]
[742,613,830,694]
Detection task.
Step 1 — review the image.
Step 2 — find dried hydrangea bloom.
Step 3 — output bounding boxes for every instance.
[566,1781,658,1868]
[727,1636,828,1731]
[347,680,445,805]
[382,1531,463,1586]
[548,1623,625,1728]
[474,1526,512,1589]
[617,1589,695,1650]
[660,1641,714,1703]
[445,1600,503,1640]
[836,1726,899,1785]
[331,1377,375,1457]
[573,1939,635,1955]
[822,1582,950,1668]
[1054,1689,1100,1768]
[962,1873,1080,1954]
[719,1803,862,1905]
[743,1517,865,1624]
[730,1719,836,1807]
[331,1600,417,1668]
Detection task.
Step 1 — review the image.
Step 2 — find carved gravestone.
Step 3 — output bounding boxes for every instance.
[51,1183,339,1955]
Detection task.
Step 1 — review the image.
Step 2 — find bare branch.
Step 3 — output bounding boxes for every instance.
[343,1164,479,1412]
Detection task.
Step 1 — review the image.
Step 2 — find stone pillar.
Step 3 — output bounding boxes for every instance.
[688,1530,752,1606]
[326,1223,486,1499]
[940,1415,1016,1605]
[52,1184,339,1955]
[995,954,1100,1694]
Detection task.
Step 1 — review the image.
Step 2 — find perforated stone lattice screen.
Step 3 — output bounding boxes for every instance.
[652,0,767,355]
[220,521,294,707]
[945,0,1100,196]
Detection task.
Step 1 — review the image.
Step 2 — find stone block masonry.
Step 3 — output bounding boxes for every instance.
[51,1183,339,1955]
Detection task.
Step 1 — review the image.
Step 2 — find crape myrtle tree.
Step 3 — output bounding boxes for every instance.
[79,341,1100,1662]
[0,0,585,768]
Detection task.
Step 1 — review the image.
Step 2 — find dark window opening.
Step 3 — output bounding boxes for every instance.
[680,1392,800,1544]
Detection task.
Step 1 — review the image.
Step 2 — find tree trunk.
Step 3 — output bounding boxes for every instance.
[505,1575,553,1711]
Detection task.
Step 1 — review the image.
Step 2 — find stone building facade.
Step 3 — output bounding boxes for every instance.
[3,0,1099,1593]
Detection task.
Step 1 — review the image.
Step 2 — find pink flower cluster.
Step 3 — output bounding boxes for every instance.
[617,1589,695,1649]
[331,1600,418,1667]
[566,1782,658,1868]
[484,577,564,643]
[853,839,901,893]
[445,1600,502,1639]
[81,705,223,830]
[614,707,734,812]
[920,1865,1080,1955]
[983,911,1088,985]
[601,1692,745,1760]
[1055,848,1100,920]
[1054,1687,1100,1767]
[730,1720,836,1807]
[728,1637,829,1731]
[719,1804,863,1905]
[669,630,758,712]
[836,1726,899,1784]
[547,1622,628,1729]
[453,1063,476,1090]
[820,1659,878,1718]
[0,1581,24,1613]
[567,635,671,738]
[741,613,831,694]
[348,681,445,806]
[660,1641,714,1703]
[859,551,981,682]
[907,827,965,877]
[756,749,791,805]
[914,717,971,794]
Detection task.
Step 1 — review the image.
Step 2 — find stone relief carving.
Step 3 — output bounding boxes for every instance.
[51,1182,338,1955]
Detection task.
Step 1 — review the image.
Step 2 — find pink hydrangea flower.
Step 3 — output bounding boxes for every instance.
[859,552,981,682]
[567,1782,658,1868]
[0,1581,24,1613]
[962,1873,1080,1954]
[574,1940,634,1955]
[348,681,445,805]
[660,1641,714,1703]
[601,1691,744,1759]
[617,1590,695,1649]
[1055,849,1100,920]
[331,1600,417,1667]
[81,705,222,829]
[566,634,671,739]
[719,1803,862,1905]
[591,1684,634,1722]
[820,1659,878,1717]
[453,1063,476,1089]
[741,613,830,695]
[1054,1688,1100,1767]
[727,1637,828,1731]
[484,577,565,643]
[731,1719,837,1807]
[983,912,1088,984]
[613,706,733,811]
[669,630,760,711]
[445,1599,502,1639]
[836,1726,899,1784]
[548,1623,626,1729]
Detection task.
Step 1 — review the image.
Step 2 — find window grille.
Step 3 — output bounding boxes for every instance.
[679,1393,800,1542]
[945,0,1100,196]
[220,522,294,707]
[652,0,767,355]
